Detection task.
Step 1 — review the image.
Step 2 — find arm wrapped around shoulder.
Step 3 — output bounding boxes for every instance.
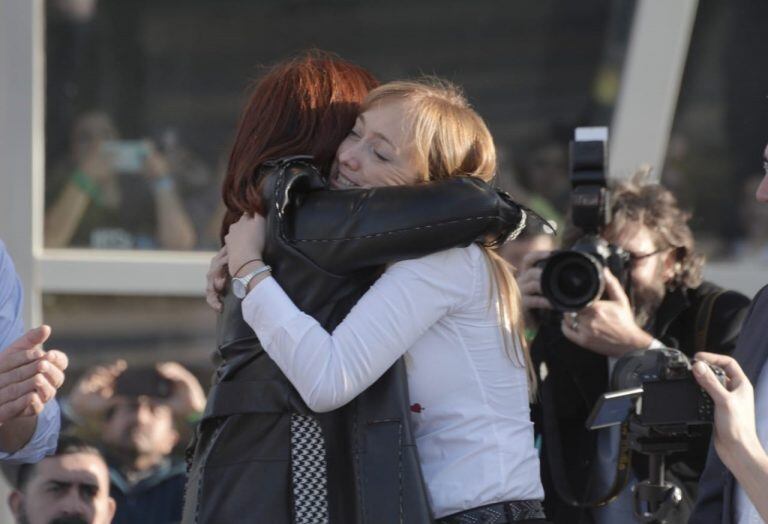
[277,169,525,274]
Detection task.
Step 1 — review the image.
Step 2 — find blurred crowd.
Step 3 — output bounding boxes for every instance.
[4,356,205,524]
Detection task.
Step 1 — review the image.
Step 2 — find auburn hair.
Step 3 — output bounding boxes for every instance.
[220,51,378,241]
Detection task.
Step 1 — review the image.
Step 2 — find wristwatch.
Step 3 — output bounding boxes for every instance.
[232,265,272,299]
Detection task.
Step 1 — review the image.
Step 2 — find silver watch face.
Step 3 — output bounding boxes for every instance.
[232,277,247,299]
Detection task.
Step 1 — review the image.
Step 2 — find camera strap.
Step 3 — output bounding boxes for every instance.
[540,374,633,508]
[694,290,724,352]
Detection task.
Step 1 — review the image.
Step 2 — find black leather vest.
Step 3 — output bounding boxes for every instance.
[183,157,525,524]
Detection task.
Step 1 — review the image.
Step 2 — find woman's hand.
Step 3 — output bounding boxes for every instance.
[224,213,267,277]
[205,246,228,312]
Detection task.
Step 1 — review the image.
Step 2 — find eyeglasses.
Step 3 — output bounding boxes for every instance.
[627,248,666,267]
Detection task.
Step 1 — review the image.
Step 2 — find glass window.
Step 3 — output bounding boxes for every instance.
[44,294,217,390]
[44,0,636,249]
[663,2,768,261]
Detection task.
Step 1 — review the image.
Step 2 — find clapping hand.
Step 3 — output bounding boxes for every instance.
[0,326,68,423]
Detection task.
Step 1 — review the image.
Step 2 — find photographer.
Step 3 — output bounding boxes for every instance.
[44,111,196,250]
[67,361,205,524]
[690,143,768,524]
[521,173,751,523]
[691,353,768,523]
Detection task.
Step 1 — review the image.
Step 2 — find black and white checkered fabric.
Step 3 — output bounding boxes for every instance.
[290,414,329,524]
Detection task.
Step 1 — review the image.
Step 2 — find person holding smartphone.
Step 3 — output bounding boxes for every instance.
[44,111,196,250]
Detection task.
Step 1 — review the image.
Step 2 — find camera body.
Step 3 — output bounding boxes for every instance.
[613,347,722,430]
[587,347,725,435]
[539,127,631,311]
[583,348,724,519]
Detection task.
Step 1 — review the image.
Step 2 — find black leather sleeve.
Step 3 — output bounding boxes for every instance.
[268,158,526,276]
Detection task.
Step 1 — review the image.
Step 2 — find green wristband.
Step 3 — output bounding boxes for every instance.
[71,169,102,205]
[186,411,203,425]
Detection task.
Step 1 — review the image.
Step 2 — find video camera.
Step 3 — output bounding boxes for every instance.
[539,127,631,311]
[586,347,725,522]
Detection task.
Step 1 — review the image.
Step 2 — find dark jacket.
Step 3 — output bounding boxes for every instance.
[183,157,526,524]
[532,281,751,524]
[690,285,768,524]
[110,458,186,524]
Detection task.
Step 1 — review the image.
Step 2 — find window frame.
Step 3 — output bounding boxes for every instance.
[5,0,752,333]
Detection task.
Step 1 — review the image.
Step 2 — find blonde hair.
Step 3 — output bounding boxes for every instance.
[363,79,537,398]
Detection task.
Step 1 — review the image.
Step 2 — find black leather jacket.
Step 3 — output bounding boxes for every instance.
[183,157,526,524]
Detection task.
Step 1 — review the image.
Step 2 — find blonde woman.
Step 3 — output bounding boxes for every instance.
[225,80,546,523]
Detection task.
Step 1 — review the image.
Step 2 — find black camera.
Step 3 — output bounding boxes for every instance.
[585,347,725,522]
[539,128,631,311]
[587,347,724,433]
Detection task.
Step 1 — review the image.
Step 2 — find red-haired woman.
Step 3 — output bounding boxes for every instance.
[185,52,528,524]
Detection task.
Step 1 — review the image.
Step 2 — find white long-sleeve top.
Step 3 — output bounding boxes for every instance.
[242,243,544,518]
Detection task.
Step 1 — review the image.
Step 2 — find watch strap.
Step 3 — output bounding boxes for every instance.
[236,264,272,294]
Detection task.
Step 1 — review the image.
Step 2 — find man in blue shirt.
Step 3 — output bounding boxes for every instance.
[0,239,68,462]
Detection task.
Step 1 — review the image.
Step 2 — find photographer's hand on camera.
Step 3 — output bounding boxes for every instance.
[156,361,206,419]
[561,268,654,357]
[693,353,764,470]
[518,251,554,310]
[693,352,768,521]
[69,359,127,418]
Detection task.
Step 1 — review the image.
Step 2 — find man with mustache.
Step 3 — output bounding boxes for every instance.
[8,436,115,524]
[518,172,752,523]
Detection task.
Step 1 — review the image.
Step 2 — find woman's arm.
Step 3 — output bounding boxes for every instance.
[270,159,525,275]
[226,213,473,412]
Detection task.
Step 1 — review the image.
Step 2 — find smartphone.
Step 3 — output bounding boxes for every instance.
[102,140,150,173]
[114,367,173,399]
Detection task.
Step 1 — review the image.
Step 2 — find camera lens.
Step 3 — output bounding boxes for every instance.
[540,251,604,311]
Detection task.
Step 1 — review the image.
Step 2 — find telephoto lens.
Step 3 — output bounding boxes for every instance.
[539,234,629,311]
[540,250,604,311]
